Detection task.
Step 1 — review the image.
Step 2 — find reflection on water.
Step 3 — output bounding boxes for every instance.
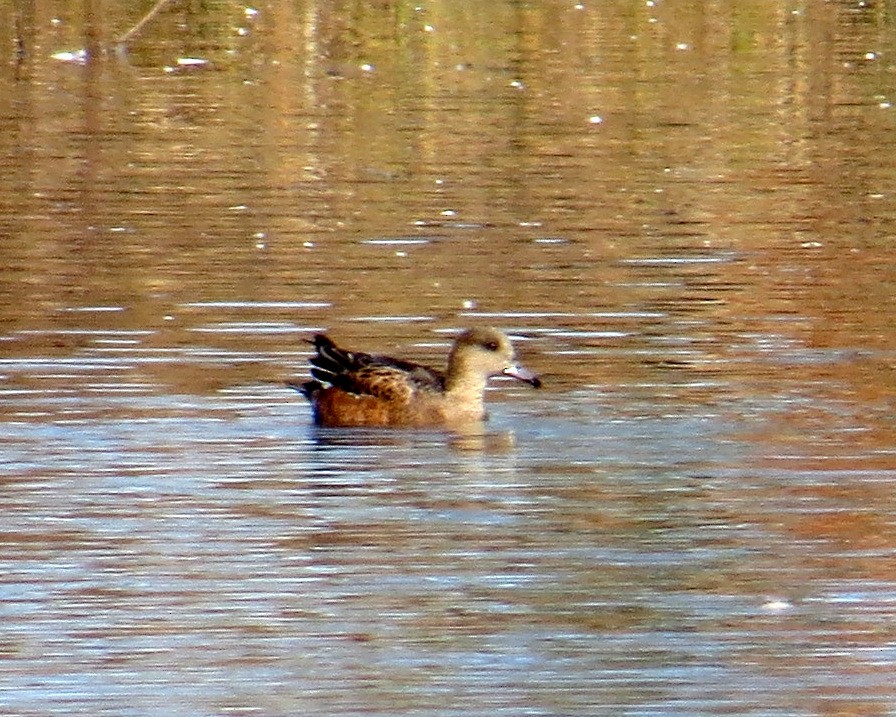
[3,388,895,716]
[2,1,896,715]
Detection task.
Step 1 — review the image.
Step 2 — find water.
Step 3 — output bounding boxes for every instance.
[2,1,896,715]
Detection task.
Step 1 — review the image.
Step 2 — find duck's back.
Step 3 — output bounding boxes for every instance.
[299,334,451,427]
[308,334,445,401]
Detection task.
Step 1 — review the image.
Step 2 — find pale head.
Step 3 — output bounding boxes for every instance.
[447,327,541,388]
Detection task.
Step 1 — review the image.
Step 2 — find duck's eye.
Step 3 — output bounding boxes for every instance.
[482,340,500,352]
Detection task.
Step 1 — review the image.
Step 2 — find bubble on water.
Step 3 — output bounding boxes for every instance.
[51,49,88,64]
[760,598,793,613]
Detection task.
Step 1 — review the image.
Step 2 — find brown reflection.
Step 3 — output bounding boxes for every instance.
[0,2,891,422]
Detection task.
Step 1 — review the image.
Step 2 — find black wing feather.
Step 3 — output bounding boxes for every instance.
[307,333,445,396]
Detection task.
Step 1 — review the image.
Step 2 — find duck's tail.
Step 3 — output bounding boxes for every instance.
[308,333,361,385]
[286,379,322,400]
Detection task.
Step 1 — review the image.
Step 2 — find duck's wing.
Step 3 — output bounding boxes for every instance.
[308,334,445,402]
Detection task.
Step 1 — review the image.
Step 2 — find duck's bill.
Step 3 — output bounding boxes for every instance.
[502,365,542,388]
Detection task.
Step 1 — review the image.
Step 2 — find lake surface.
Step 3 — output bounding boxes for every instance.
[2,1,895,715]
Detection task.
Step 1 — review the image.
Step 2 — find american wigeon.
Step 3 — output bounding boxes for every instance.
[289,327,541,428]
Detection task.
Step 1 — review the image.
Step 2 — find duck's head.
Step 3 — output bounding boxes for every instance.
[450,327,542,388]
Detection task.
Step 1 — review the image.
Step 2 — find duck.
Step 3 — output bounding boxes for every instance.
[288,327,541,428]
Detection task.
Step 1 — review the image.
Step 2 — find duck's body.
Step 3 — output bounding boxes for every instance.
[290,327,541,428]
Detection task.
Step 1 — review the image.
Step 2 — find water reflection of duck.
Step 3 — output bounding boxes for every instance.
[288,327,541,428]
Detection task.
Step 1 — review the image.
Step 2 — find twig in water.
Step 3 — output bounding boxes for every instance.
[115,0,180,48]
